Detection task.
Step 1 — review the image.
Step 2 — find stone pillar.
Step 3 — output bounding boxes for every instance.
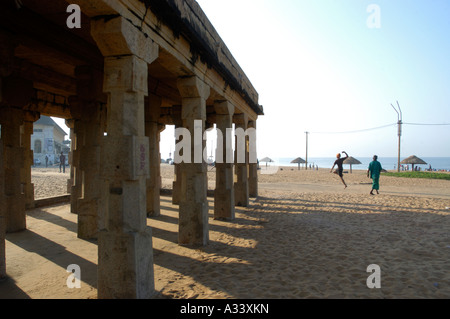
[234,114,249,207]
[21,113,38,209]
[177,76,210,246]
[145,94,164,217]
[172,123,182,205]
[66,114,82,215]
[214,101,235,220]
[65,120,75,195]
[0,135,5,280]
[1,74,34,232]
[0,107,26,232]
[0,32,14,278]
[248,120,258,198]
[91,16,158,299]
[72,66,105,240]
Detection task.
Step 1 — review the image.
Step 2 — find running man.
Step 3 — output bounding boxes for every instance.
[330,151,349,188]
[367,155,382,195]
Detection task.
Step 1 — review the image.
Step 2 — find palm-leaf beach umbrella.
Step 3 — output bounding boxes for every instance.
[343,156,361,173]
[260,157,274,167]
[401,155,427,171]
[291,157,306,170]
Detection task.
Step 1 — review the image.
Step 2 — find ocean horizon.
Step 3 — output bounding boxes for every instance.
[263,157,450,171]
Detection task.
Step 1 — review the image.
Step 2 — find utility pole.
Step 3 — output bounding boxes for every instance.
[391,101,402,172]
[305,131,309,170]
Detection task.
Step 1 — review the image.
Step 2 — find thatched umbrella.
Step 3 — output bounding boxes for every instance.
[260,157,274,167]
[401,155,427,171]
[291,157,306,170]
[343,156,361,173]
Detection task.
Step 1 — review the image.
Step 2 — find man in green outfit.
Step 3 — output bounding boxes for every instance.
[367,155,382,195]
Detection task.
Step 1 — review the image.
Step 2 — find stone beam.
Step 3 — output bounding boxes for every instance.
[0,31,15,78]
[27,89,72,119]
[0,3,103,67]
[77,0,262,120]
[13,58,77,96]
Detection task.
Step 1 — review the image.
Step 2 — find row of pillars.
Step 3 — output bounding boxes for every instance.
[66,71,259,242]
[0,15,258,298]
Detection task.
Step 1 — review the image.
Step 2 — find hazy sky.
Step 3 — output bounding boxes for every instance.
[191,0,450,159]
[54,0,450,159]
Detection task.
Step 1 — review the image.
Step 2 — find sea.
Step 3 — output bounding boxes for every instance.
[271,157,450,172]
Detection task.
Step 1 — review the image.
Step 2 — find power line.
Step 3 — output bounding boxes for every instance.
[310,123,397,135]
[308,121,450,135]
[403,122,450,126]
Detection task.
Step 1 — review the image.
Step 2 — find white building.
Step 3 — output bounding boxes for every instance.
[31,116,69,166]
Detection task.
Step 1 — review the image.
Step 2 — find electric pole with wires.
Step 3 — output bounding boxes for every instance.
[305,131,309,170]
[391,101,403,172]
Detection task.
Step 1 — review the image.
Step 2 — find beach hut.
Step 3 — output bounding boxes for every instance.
[291,157,306,170]
[343,156,361,173]
[401,155,427,171]
[260,157,274,168]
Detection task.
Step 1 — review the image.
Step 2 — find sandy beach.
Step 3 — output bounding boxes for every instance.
[1,164,449,299]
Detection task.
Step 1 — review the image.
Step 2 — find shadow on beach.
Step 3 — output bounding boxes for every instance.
[2,168,450,298]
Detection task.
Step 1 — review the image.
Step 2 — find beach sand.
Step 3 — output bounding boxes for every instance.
[1,164,449,299]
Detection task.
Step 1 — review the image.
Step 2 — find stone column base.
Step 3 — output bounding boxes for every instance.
[214,189,235,220]
[97,227,155,299]
[179,202,209,246]
[5,194,26,233]
[77,198,99,239]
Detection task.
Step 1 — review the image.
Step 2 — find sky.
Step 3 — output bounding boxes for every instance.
[191,0,450,159]
[54,0,450,159]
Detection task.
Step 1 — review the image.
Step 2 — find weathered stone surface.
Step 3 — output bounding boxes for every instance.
[69,117,83,215]
[248,120,258,198]
[0,138,5,279]
[92,16,156,298]
[0,76,33,108]
[21,120,35,209]
[234,114,249,207]
[91,16,159,64]
[177,76,210,246]
[172,160,182,205]
[145,94,164,217]
[145,119,164,217]
[0,107,26,233]
[98,227,154,299]
[214,101,235,220]
[70,87,104,239]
